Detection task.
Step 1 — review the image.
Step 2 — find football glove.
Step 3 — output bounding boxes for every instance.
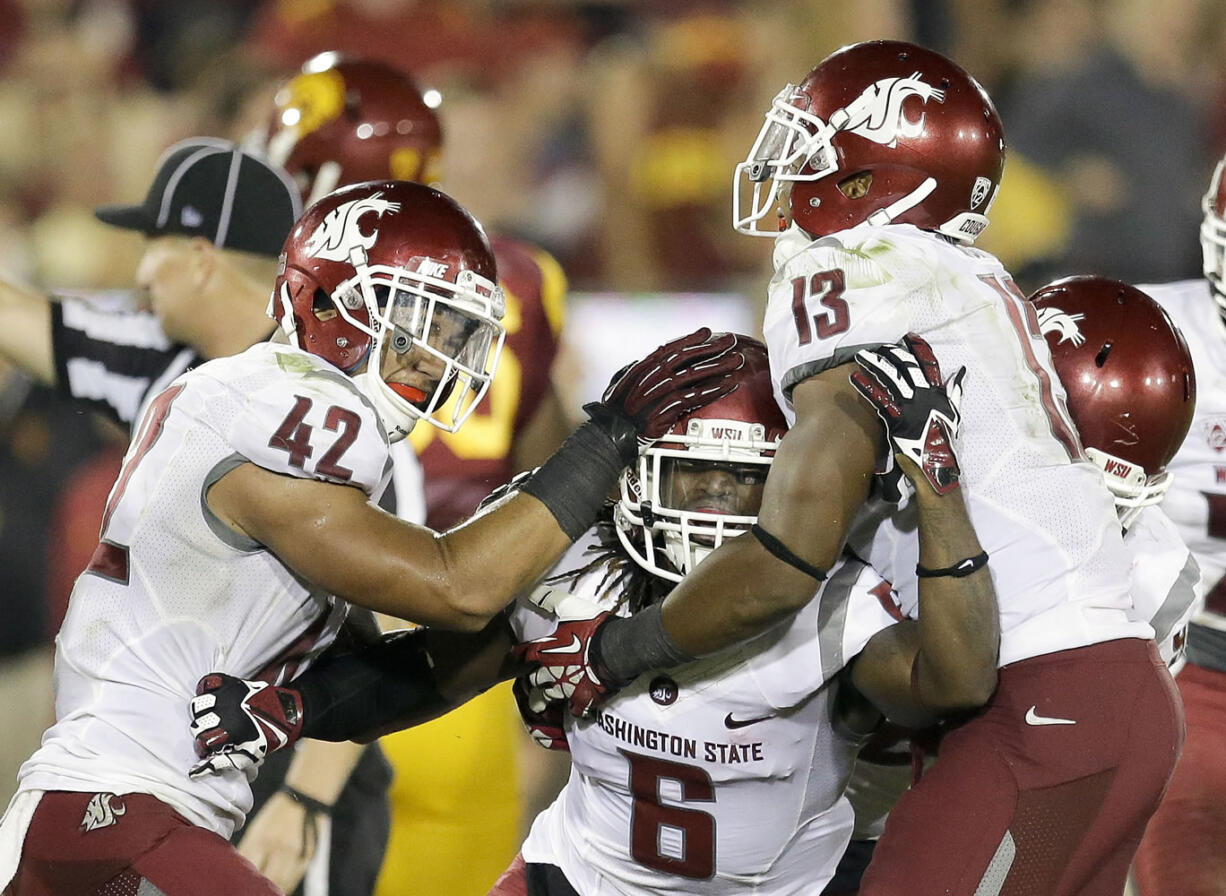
[188,673,303,778]
[512,675,569,752]
[512,589,628,718]
[586,328,745,464]
[850,333,966,498]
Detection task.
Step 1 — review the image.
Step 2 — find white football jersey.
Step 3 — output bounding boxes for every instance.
[510,533,899,895]
[16,342,393,837]
[843,503,1201,845]
[1125,505,1200,672]
[1137,279,1226,631]
[763,223,1149,666]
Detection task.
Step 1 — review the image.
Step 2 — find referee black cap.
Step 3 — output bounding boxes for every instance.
[94,138,303,257]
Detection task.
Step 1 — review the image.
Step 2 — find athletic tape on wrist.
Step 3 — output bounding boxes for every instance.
[597,602,696,683]
[521,420,624,540]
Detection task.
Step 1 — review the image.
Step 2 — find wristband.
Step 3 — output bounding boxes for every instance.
[916,551,989,578]
[521,420,625,540]
[279,783,333,817]
[750,524,827,582]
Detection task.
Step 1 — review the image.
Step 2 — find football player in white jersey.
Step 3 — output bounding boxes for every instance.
[1130,154,1226,895]
[1030,276,1200,671]
[823,274,1202,895]
[186,335,998,895]
[0,180,742,896]
[516,40,1184,896]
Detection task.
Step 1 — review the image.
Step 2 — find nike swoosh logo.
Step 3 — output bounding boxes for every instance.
[724,712,774,730]
[540,634,583,656]
[1025,705,1076,726]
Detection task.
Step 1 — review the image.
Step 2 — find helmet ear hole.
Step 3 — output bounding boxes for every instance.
[1094,342,1113,368]
[311,288,338,322]
[838,171,873,200]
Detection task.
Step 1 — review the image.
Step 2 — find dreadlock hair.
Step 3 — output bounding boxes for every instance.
[545,503,675,615]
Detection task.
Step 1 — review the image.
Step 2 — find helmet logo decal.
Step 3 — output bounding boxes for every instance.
[415,258,450,279]
[970,176,992,209]
[648,676,679,706]
[303,193,401,262]
[278,70,346,137]
[1036,306,1086,346]
[842,72,945,147]
[1101,456,1137,477]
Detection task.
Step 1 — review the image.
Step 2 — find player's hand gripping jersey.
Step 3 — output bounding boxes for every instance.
[764,223,1150,665]
[508,534,899,895]
[17,342,391,837]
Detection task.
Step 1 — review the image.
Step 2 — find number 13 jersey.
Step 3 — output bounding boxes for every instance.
[18,342,392,837]
[762,222,1149,666]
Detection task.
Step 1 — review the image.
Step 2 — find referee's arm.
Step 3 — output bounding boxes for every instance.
[0,278,54,385]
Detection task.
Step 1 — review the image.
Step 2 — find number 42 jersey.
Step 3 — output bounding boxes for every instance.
[18,342,392,837]
[762,222,1150,666]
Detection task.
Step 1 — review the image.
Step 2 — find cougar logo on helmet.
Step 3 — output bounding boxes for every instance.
[842,73,945,148]
[1036,307,1087,346]
[303,193,401,262]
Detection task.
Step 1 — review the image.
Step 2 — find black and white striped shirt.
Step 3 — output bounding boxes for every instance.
[51,295,201,435]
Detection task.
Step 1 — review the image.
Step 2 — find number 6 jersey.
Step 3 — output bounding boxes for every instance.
[17,342,392,837]
[762,222,1151,666]
[509,533,901,895]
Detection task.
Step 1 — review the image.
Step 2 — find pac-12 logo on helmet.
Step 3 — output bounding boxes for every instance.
[302,192,402,262]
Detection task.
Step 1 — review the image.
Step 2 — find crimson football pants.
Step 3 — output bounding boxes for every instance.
[859,638,1183,896]
[7,791,282,896]
[1132,661,1226,895]
[488,853,580,896]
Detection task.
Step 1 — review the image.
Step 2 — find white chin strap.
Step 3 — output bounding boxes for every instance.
[355,366,417,443]
[867,177,937,227]
[271,282,301,348]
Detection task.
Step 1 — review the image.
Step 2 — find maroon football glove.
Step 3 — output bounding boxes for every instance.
[512,591,629,718]
[512,675,569,752]
[188,673,303,778]
[849,333,966,498]
[586,328,745,464]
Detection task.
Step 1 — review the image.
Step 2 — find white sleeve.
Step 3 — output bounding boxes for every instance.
[1127,506,1203,672]
[223,367,390,496]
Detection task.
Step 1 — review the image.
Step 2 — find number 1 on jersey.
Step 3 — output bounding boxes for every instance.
[979,273,1084,461]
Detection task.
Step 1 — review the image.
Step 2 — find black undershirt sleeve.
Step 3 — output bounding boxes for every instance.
[296,628,447,743]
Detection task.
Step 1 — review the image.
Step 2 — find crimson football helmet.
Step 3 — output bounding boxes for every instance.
[734,40,1005,244]
[258,53,444,206]
[1029,275,1196,529]
[614,337,786,581]
[272,180,505,442]
[1200,153,1226,330]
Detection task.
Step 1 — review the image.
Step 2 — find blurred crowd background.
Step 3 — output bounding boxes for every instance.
[2,0,1226,888]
